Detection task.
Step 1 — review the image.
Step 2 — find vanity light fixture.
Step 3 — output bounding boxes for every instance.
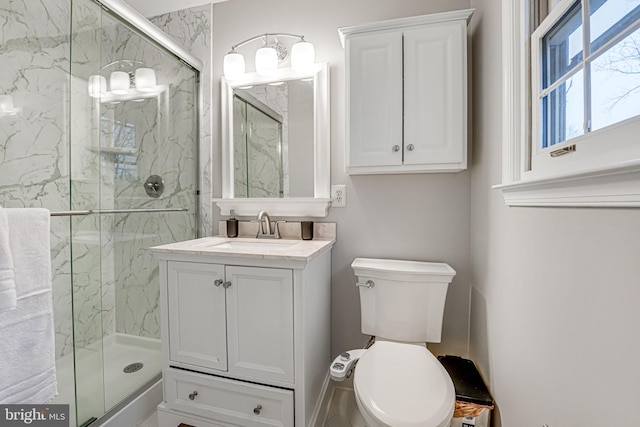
[223,33,316,80]
[88,59,163,101]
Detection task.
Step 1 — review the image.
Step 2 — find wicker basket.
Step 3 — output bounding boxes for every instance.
[453,400,495,418]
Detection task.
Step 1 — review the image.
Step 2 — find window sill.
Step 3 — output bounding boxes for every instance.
[494,160,640,207]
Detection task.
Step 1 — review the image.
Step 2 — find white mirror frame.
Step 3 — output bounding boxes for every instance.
[215,62,331,217]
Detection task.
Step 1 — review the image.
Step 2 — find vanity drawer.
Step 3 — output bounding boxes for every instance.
[164,368,294,427]
[157,403,231,427]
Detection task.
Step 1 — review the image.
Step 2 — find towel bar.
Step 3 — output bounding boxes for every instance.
[50,208,188,216]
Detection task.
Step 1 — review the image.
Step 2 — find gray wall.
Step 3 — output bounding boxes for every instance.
[469,0,640,425]
[211,0,472,358]
[134,0,640,423]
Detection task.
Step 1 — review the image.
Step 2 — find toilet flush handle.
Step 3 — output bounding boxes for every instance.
[356,280,375,289]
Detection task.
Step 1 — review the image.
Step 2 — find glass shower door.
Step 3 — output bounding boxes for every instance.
[69,0,199,425]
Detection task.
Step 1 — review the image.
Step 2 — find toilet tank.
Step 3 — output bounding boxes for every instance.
[352,258,456,343]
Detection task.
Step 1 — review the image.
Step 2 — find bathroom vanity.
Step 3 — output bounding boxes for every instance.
[151,236,334,427]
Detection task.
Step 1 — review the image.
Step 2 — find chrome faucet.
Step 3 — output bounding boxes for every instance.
[257,210,272,236]
[256,211,283,239]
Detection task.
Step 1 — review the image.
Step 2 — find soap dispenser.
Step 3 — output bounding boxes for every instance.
[226,209,238,238]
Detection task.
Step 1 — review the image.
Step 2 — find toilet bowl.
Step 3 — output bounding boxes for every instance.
[353,341,455,427]
[330,258,457,427]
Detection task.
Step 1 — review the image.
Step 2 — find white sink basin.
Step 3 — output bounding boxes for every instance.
[208,240,298,251]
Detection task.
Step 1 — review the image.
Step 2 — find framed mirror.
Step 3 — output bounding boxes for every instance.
[216,62,330,217]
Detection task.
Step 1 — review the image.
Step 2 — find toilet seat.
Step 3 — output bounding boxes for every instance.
[353,341,455,427]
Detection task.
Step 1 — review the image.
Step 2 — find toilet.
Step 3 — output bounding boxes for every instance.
[332,258,457,427]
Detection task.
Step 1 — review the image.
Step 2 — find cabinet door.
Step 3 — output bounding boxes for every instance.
[404,21,466,169]
[167,261,227,371]
[346,31,403,169]
[225,266,294,383]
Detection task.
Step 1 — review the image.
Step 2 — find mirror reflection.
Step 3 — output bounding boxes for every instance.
[232,79,314,198]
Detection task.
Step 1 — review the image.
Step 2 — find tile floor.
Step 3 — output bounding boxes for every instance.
[323,387,366,427]
[136,385,365,427]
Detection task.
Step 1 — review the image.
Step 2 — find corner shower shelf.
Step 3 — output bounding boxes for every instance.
[95,147,138,155]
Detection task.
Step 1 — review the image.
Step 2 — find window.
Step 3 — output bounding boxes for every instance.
[497,0,640,207]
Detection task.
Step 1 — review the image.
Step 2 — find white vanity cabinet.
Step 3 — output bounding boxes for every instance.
[339,9,474,174]
[167,262,294,383]
[151,237,334,427]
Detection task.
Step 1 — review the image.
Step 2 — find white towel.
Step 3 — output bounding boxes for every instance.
[0,208,57,404]
[0,207,17,311]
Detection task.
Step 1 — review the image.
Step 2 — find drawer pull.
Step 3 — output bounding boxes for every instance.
[253,404,263,415]
[188,391,198,401]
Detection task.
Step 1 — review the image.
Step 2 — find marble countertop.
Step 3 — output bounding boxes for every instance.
[150,236,335,262]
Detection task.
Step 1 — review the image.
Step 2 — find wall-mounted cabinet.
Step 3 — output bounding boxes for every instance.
[339,9,474,174]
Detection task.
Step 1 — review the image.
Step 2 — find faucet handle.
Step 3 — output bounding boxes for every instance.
[251,219,265,237]
[274,221,287,239]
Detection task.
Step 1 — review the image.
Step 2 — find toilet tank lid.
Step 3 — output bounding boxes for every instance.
[352,258,456,282]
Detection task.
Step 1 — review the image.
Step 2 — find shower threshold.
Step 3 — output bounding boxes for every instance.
[52,333,161,427]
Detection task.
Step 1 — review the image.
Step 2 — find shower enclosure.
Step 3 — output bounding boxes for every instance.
[0,0,200,425]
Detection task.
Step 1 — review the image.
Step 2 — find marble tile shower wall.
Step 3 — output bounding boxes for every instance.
[0,0,202,356]
[150,5,213,238]
[99,18,199,341]
[69,0,116,353]
[0,0,74,357]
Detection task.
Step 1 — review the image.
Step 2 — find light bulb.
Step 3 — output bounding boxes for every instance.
[88,75,107,98]
[0,95,15,112]
[291,40,315,72]
[110,71,130,95]
[255,47,278,76]
[224,51,245,80]
[135,68,156,92]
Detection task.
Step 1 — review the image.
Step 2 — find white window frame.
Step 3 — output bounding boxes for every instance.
[496,0,640,207]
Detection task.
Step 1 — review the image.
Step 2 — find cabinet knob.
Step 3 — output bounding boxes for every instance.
[222,281,232,289]
[253,404,263,415]
[392,145,400,152]
[188,391,198,401]
[406,144,415,151]
[214,279,223,287]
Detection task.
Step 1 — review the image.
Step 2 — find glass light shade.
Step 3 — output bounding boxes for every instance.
[110,71,130,95]
[88,75,107,98]
[135,68,156,92]
[223,52,245,80]
[255,47,278,76]
[291,40,315,72]
[0,95,15,112]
